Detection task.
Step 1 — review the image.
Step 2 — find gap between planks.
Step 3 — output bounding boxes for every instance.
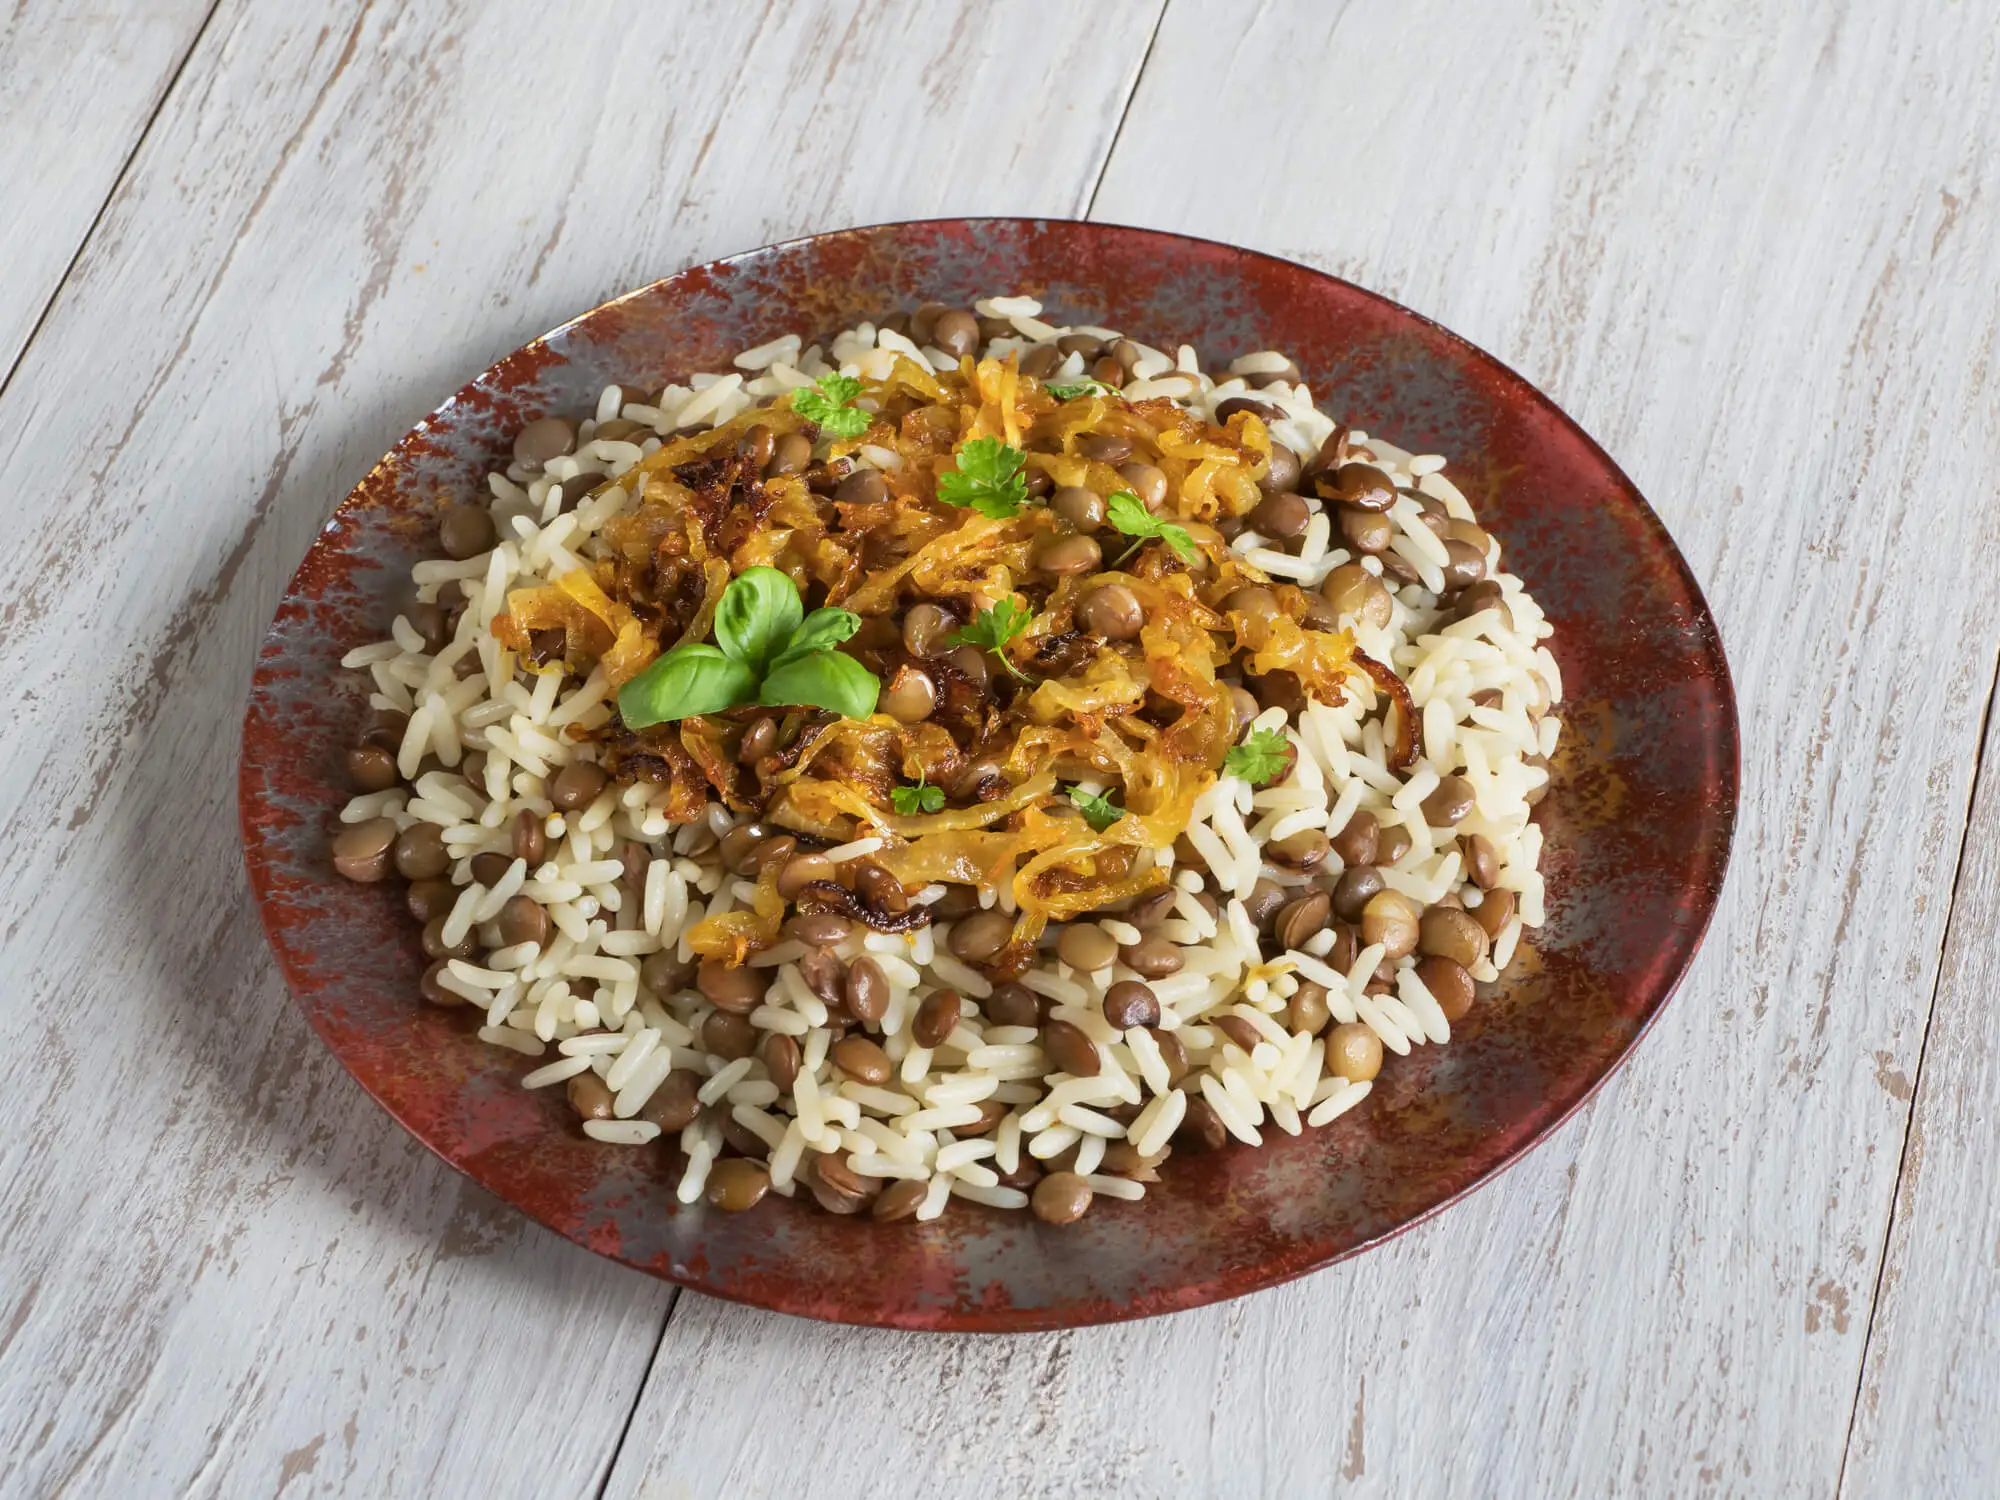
[0,0,227,408]
[589,6,1173,1490]
[1832,639,2000,1496]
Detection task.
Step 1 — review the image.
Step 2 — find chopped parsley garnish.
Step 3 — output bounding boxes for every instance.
[949,596,1035,681]
[936,436,1030,518]
[1223,727,1293,786]
[1068,785,1124,832]
[890,778,946,816]
[791,374,871,439]
[1045,379,1111,400]
[1105,490,1199,566]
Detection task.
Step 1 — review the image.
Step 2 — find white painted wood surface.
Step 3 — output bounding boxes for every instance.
[2,1,1995,1495]
[0,1,1160,1495]
[0,0,213,380]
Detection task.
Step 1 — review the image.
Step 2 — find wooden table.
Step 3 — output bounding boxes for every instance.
[4,2,1994,1494]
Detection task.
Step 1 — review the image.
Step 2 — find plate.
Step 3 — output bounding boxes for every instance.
[240,219,1738,1330]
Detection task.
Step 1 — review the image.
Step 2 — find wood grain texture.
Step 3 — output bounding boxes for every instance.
[598,2,2000,1497]
[0,0,214,382]
[0,1,1164,1495]
[1841,679,2000,1495]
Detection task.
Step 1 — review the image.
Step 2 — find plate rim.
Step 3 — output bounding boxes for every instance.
[240,215,1741,1330]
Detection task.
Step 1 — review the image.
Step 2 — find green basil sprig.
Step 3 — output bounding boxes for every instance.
[617,567,879,728]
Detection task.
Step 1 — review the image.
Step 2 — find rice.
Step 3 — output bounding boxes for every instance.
[336,292,1562,1225]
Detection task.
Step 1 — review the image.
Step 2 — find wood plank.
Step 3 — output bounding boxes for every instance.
[0,0,214,381]
[599,2,2000,1496]
[1841,691,2000,1491]
[0,1,1164,1494]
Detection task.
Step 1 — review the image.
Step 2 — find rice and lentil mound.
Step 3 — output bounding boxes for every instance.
[330,294,1562,1225]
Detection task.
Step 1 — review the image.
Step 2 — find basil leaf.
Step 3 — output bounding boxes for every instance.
[770,606,862,669]
[757,648,880,720]
[713,567,803,673]
[616,644,757,728]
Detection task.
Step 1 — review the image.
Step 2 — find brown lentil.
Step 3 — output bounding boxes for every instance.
[1075,581,1144,640]
[641,1070,702,1132]
[1035,533,1102,577]
[1056,923,1119,972]
[1338,505,1394,553]
[1327,1022,1383,1083]
[1320,563,1393,630]
[332,817,398,881]
[469,850,512,886]
[438,503,496,560]
[1260,441,1302,494]
[872,1178,929,1221]
[418,959,460,1006]
[705,1159,770,1212]
[1212,1014,1262,1054]
[1464,833,1502,889]
[831,1034,893,1084]
[567,1071,614,1120]
[1102,980,1161,1030]
[985,982,1043,1027]
[1031,1172,1093,1225]
[697,958,768,1014]
[1416,955,1477,1022]
[781,910,846,949]
[1117,461,1169,511]
[496,895,549,948]
[405,878,454,922]
[346,743,399,792]
[421,916,474,961]
[701,1010,757,1061]
[1274,890,1331,951]
[1360,889,1422,960]
[1249,489,1310,542]
[1176,1096,1229,1152]
[777,853,836,900]
[1075,431,1134,464]
[912,989,962,1048]
[1042,1019,1101,1077]
[1243,877,1288,932]
[1051,485,1106,529]
[513,416,575,467]
[1472,887,1516,941]
[390,822,447,881]
[1268,828,1331,874]
[1331,808,1380,868]
[511,809,547,865]
[757,1031,801,1093]
[1332,865,1384,921]
[1418,905,1489,969]
[548,760,607,812]
[948,909,1014,964]
[1287,982,1332,1036]
[932,309,979,358]
[1421,774,1476,827]
[844,956,889,1022]
[1121,936,1184,978]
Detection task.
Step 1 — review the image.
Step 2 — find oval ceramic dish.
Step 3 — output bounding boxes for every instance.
[240,219,1738,1331]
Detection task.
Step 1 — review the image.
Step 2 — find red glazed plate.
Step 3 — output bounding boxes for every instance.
[240,220,1737,1331]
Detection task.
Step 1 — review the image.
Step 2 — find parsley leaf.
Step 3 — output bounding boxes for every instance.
[792,374,871,439]
[936,436,1029,519]
[1045,379,1111,400]
[890,779,946,816]
[1223,727,1294,787]
[1105,490,1200,566]
[949,596,1035,681]
[1068,785,1123,832]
